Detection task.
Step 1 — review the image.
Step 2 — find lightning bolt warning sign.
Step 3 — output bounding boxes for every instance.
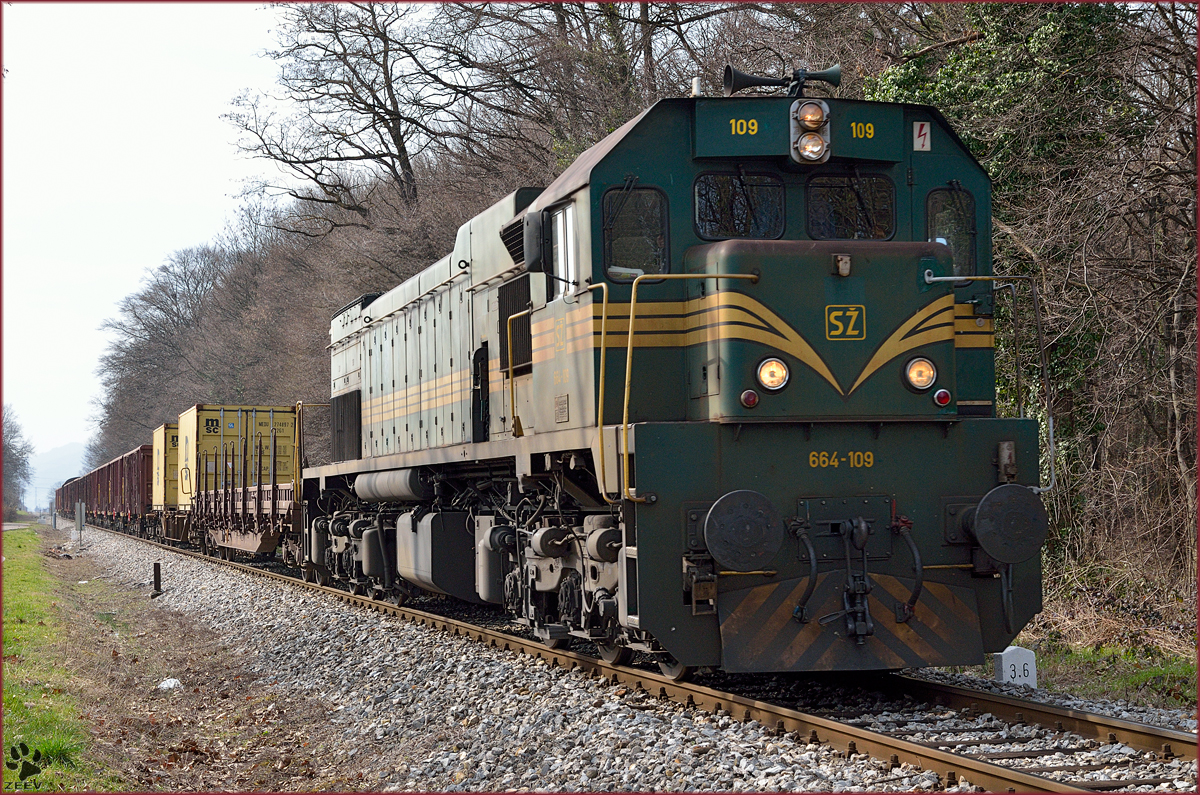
[913,121,931,151]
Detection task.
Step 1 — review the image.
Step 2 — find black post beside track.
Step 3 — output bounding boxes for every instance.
[82,523,1194,794]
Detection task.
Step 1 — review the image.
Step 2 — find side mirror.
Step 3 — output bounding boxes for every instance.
[523,210,551,273]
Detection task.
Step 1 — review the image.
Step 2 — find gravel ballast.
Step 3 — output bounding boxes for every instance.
[910,668,1197,733]
[80,529,1195,792]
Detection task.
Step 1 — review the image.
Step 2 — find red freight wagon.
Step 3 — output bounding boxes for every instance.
[57,445,152,535]
[118,445,152,533]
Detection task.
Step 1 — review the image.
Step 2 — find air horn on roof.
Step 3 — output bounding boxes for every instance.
[723,64,841,98]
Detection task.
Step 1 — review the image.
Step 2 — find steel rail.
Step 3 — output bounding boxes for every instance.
[85,523,1192,793]
[883,674,1196,763]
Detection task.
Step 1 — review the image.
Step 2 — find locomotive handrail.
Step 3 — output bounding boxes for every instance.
[585,282,618,505]
[361,267,468,327]
[465,261,523,294]
[621,272,759,503]
[923,271,1055,494]
[296,401,327,475]
[993,283,1022,417]
[506,306,534,438]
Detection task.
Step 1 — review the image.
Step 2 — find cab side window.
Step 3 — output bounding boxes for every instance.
[927,188,975,277]
[603,187,668,281]
[550,204,576,298]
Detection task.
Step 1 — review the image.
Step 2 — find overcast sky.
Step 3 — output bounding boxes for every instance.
[3,3,284,475]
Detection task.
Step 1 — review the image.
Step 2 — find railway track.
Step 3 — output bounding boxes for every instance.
[79,523,1195,793]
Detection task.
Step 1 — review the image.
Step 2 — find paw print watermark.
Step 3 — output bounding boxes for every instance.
[4,743,42,788]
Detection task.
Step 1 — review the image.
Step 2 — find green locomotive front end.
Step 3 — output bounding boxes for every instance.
[604,237,1044,671]
[307,66,1048,677]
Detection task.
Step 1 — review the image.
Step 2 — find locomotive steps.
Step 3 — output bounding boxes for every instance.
[71,520,1197,792]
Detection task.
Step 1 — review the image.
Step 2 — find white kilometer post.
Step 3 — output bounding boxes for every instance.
[993,645,1037,689]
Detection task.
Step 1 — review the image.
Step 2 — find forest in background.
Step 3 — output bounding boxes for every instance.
[83,3,1196,616]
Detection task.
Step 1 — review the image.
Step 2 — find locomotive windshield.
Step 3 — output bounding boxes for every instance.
[806,174,895,240]
[694,172,785,240]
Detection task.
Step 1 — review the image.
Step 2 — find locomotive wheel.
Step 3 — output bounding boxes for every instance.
[596,642,633,666]
[542,637,570,650]
[301,565,314,583]
[387,591,408,607]
[315,567,331,587]
[350,583,368,597]
[656,655,694,682]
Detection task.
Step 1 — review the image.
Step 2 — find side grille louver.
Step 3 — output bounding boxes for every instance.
[331,391,362,461]
[499,217,525,266]
[498,274,532,372]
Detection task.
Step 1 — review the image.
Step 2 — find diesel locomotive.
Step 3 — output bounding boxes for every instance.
[301,65,1050,679]
[62,65,1050,680]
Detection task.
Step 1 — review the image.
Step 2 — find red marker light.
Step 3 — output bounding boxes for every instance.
[740,390,760,408]
[933,389,952,406]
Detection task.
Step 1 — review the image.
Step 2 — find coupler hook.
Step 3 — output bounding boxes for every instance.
[818,518,875,644]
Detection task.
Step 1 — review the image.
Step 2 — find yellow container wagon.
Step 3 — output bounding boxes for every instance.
[152,423,179,510]
[151,423,180,541]
[173,404,300,556]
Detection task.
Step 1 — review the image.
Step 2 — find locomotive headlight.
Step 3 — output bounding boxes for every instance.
[757,358,789,390]
[795,101,826,130]
[905,357,937,390]
[797,132,826,161]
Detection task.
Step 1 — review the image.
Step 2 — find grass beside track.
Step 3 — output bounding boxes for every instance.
[1030,640,1197,709]
[2,526,124,790]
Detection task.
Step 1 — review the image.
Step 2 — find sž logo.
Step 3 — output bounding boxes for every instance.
[825,305,866,340]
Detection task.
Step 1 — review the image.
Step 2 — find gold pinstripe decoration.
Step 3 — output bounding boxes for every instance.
[847,294,956,394]
[362,292,994,429]
[581,292,959,397]
[953,305,996,348]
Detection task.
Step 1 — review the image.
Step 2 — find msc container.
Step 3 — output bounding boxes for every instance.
[152,423,180,510]
[176,404,298,510]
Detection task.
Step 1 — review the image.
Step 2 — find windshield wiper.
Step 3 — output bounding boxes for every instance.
[847,167,874,239]
[734,166,759,235]
[602,175,639,234]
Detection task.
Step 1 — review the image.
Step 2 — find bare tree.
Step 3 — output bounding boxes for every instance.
[3,405,34,520]
[228,3,436,233]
